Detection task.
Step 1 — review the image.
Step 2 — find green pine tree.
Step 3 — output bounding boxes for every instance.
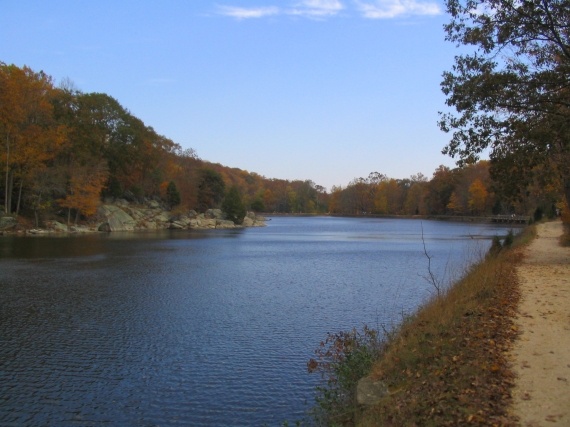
[222,186,246,224]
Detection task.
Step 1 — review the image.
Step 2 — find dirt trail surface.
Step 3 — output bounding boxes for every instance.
[511,220,570,426]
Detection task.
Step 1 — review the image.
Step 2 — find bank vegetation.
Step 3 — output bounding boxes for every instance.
[308,225,538,426]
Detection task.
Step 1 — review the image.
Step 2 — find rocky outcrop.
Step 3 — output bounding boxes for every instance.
[3,199,267,235]
[97,205,137,231]
[95,200,266,232]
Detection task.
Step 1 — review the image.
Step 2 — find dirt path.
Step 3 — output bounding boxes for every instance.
[510,220,570,426]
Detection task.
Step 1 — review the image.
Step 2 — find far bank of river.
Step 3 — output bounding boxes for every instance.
[267,211,530,224]
[0,199,266,235]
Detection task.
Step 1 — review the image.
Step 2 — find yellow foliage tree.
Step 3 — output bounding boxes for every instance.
[447,191,464,215]
[468,179,488,215]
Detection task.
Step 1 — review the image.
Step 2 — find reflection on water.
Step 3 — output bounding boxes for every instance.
[0,217,516,426]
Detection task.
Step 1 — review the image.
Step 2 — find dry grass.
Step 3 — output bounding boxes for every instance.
[354,226,536,426]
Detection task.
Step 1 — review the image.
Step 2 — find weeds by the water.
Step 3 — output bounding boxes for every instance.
[307,325,383,426]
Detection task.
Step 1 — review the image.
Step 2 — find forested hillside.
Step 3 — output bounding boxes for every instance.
[0,62,563,226]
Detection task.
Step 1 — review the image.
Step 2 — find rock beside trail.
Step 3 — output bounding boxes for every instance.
[356,377,389,406]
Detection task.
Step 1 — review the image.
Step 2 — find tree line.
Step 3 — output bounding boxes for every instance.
[327,161,560,217]
[0,61,565,226]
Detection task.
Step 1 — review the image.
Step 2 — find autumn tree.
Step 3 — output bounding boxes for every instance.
[424,166,455,214]
[250,195,265,212]
[58,161,108,224]
[197,168,225,211]
[374,179,405,214]
[328,186,343,213]
[171,147,200,208]
[402,174,428,215]
[166,181,181,208]
[26,165,67,227]
[344,177,374,214]
[447,191,464,215]
[0,63,65,214]
[439,0,570,207]
[468,178,489,214]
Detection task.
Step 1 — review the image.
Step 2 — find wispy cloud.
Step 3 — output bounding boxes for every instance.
[355,0,441,18]
[217,5,280,19]
[217,0,440,20]
[288,0,345,18]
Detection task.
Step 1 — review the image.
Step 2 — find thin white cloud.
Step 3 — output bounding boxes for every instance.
[288,0,345,17]
[355,0,441,18]
[217,5,280,19]
[217,0,439,20]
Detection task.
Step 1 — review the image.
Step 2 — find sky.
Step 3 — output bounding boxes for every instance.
[1,0,464,191]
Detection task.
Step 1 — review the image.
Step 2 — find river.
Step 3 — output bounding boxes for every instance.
[0,216,516,426]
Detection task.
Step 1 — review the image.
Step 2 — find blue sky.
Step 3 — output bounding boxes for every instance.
[1,0,462,191]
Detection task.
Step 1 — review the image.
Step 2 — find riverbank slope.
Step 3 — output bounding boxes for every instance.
[355,220,569,426]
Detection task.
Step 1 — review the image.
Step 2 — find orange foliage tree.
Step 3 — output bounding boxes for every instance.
[58,162,108,224]
[0,63,66,214]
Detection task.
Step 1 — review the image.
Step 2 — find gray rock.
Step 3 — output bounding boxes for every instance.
[216,220,236,229]
[205,209,224,219]
[242,216,254,227]
[0,216,17,230]
[49,221,68,232]
[70,225,93,233]
[356,377,389,406]
[200,218,217,228]
[152,211,171,223]
[169,221,186,229]
[97,205,136,231]
[28,228,47,234]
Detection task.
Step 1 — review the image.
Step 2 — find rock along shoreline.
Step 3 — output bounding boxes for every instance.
[0,199,266,235]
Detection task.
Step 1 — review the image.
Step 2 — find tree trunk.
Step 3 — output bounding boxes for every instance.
[15,178,23,216]
[4,134,9,214]
[6,169,13,214]
[34,192,42,227]
[564,177,570,209]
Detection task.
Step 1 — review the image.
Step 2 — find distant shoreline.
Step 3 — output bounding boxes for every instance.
[264,212,529,225]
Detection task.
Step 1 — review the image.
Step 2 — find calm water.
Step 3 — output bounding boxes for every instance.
[0,217,516,426]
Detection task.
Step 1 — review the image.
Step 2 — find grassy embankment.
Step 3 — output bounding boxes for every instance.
[349,225,537,426]
[302,215,563,426]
